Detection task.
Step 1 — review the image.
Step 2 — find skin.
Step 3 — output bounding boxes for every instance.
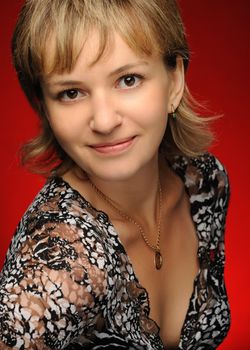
[42,31,199,348]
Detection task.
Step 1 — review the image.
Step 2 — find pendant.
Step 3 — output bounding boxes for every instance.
[154,250,163,270]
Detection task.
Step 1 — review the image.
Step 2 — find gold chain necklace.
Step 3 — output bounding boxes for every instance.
[89,179,163,270]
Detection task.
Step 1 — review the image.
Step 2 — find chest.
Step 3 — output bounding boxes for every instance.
[113,204,199,348]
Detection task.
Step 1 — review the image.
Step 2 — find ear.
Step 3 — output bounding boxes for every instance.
[167,56,185,112]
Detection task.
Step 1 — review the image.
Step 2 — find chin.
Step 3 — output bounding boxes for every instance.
[78,149,158,183]
[85,162,144,183]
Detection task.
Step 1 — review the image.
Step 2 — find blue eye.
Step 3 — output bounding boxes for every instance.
[117,74,143,89]
[58,89,84,101]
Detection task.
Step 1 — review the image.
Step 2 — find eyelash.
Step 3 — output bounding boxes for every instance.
[57,89,84,102]
[116,73,145,89]
[56,73,145,102]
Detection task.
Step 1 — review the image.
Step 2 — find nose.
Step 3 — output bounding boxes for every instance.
[89,93,122,134]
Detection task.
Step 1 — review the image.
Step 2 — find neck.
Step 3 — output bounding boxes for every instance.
[88,158,161,224]
[87,157,165,270]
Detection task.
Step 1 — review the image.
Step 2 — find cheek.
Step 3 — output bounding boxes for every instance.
[129,86,169,127]
[46,104,87,141]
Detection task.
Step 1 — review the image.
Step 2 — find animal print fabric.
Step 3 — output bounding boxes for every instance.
[0,154,230,349]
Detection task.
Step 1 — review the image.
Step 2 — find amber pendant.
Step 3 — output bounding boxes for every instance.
[154,250,163,270]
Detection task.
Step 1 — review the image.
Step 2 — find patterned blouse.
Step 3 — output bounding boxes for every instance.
[0,154,230,349]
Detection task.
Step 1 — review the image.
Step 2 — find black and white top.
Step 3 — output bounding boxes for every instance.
[0,153,230,349]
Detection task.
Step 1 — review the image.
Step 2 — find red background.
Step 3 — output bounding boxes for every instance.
[1,1,249,349]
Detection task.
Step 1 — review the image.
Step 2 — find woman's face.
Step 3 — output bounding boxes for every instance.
[42,31,184,182]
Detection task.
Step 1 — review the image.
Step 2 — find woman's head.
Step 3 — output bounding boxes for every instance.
[12,0,213,175]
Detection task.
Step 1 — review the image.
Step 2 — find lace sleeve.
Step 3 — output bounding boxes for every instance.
[214,157,230,217]
[212,157,230,253]
[0,218,108,349]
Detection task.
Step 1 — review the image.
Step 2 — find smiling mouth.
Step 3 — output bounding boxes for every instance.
[90,137,136,154]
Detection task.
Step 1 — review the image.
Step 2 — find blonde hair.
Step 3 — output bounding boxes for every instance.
[12,0,214,176]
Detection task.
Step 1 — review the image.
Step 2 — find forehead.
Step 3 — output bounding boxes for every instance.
[44,30,154,79]
[76,31,150,68]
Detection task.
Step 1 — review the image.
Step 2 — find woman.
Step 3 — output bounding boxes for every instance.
[0,0,230,349]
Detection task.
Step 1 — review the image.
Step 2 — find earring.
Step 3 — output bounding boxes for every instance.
[169,104,177,120]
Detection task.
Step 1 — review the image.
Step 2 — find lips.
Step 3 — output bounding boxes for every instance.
[90,137,135,154]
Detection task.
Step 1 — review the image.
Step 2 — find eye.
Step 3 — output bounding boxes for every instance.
[58,89,85,102]
[117,74,143,89]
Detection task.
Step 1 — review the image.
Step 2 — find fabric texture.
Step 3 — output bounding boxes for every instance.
[0,153,230,349]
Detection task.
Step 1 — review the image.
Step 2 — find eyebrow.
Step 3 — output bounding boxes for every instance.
[108,61,149,77]
[45,61,149,87]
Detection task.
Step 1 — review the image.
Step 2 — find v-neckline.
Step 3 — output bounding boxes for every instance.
[55,158,204,349]
[91,176,202,349]
[109,223,201,348]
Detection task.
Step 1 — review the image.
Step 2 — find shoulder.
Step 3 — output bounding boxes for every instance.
[3,177,109,277]
[19,176,98,233]
[170,153,230,208]
[0,178,109,348]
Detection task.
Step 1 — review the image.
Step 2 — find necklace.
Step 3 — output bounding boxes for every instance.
[89,179,163,270]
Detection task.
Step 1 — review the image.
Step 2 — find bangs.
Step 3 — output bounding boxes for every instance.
[26,0,165,78]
